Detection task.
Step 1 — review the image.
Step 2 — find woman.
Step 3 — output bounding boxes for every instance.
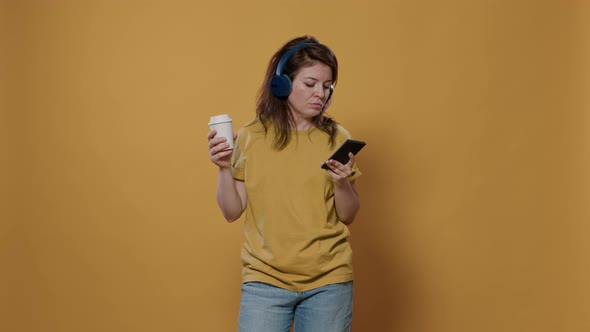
[207,36,361,332]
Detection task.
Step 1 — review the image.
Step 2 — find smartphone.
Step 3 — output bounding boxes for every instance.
[321,139,366,169]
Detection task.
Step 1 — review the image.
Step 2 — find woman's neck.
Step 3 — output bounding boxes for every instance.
[290,112,314,131]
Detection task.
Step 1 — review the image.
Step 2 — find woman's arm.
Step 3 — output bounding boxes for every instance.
[216,169,247,222]
[325,152,361,225]
[333,180,360,225]
[208,130,247,222]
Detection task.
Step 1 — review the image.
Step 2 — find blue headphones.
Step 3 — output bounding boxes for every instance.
[270,42,334,105]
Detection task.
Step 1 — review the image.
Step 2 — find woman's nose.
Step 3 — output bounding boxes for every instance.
[314,86,325,98]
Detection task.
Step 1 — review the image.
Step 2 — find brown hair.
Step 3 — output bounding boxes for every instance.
[256,36,339,150]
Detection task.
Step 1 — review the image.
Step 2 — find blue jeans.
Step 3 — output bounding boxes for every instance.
[238,281,353,332]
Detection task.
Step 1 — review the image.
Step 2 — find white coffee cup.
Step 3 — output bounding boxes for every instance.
[208,114,234,150]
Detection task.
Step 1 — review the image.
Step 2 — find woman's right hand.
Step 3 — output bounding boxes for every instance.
[207,130,236,169]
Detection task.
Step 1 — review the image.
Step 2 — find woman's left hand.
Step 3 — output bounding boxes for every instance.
[325,152,355,184]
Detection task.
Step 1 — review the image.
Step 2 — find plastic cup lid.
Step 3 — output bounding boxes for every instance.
[209,114,232,125]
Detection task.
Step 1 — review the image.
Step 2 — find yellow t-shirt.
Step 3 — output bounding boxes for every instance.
[231,119,361,292]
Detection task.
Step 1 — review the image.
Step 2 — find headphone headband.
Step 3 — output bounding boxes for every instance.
[275,42,313,76]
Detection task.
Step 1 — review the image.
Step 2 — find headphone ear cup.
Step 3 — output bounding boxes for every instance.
[270,74,292,98]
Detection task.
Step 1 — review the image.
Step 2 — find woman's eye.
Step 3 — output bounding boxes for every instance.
[305,83,314,87]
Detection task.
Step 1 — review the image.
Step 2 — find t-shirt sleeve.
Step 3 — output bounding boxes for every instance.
[230,128,246,181]
[349,163,362,182]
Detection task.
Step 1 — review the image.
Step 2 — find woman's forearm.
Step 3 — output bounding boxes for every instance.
[216,168,247,222]
[333,181,360,225]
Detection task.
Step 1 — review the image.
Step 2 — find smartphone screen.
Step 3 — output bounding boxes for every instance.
[321,139,366,169]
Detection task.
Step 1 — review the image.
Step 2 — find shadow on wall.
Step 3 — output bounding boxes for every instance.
[350,128,423,331]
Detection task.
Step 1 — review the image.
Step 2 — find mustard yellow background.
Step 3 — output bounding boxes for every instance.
[2,1,589,331]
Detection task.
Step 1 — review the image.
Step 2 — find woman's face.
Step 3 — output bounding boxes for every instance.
[287,62,333,130]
